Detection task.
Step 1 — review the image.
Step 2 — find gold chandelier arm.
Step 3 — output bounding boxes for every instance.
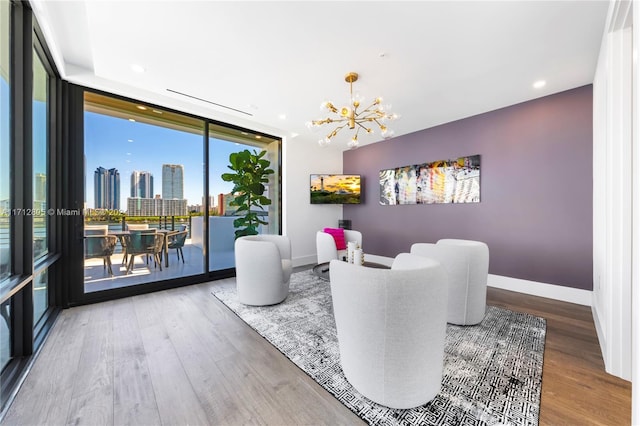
[326,122,350,139]
[354,121,372,132]
[313,117,350,126]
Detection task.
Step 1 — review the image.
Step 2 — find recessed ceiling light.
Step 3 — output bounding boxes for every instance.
[129,118,136,122]
[152,109,163,114]
[240,132,249,136]
[136,105,147,110]
[533,80,546,89]
[255,135,262,139]
[131,64,145,73]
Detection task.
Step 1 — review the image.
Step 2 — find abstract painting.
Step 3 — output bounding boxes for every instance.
[380,155,480,205]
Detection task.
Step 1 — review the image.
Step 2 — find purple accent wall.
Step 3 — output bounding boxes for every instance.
[344,85,593,290]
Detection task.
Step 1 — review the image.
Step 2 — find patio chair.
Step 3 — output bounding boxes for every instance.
[84,225,109,268]
[167,230,188,263]
[84,235,117,275]
[124,232,164,273]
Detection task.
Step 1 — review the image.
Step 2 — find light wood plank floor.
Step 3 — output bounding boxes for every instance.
[2,277,631,425]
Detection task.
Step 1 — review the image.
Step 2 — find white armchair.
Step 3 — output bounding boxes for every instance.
[235,235,292,306]
[316,229,362,264]
[411,239,489,325]
[329,253,448,409]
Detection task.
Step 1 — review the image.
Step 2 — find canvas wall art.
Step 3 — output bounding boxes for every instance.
[379,155,480,205]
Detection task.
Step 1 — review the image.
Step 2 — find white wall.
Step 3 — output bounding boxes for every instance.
[592,0,633,381]
[632,1,639,423]
[282,134,344,266]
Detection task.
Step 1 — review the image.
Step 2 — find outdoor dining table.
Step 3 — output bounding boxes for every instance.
[108,229,178,268]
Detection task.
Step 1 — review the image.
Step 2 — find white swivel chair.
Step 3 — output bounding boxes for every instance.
[235,235,292,306]
[316,229,362,264]
[411,239,489,325]
[330,253,448,409]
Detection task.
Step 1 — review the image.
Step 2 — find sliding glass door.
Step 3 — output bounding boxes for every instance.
[83,92,205,293]
[81,92,282,294]
[207,124,280,272]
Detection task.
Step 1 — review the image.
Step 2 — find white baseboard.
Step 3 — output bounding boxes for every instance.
[591,302,607,367]
[488,274,592,306]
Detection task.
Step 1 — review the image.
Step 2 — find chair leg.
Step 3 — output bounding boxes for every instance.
[127,255,135,274]
[106,257,114,276]
[156,254,163,271]
[179,248,184,263]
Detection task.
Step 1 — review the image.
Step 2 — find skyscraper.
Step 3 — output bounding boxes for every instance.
[162,164,184,199]
[34,173,47,203]
[94,167,120,210]
[130,171,153,198]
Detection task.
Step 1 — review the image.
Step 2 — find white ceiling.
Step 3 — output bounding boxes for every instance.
[30,0,609,149]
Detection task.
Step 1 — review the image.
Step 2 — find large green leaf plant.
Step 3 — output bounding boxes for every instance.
[221,149,274,239]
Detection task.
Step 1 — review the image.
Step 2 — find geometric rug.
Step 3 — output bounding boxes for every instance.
[212,270,546,425]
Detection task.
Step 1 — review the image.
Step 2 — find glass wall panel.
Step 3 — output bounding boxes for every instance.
[0,0,11,282]
[32,49,48,260]
[0,298,9,372]
[33,269,48,326]
[83,93,205,292]
[208,124,280,271]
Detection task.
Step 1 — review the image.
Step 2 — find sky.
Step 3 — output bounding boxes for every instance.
[84,111,255,209]
[1,78,47,204]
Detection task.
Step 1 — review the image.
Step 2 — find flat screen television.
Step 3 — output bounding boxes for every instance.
[310,174,361,204]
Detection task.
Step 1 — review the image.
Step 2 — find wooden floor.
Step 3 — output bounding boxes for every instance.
[2,276,631,425]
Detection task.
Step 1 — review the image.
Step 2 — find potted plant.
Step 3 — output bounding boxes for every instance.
[221,149,274,238]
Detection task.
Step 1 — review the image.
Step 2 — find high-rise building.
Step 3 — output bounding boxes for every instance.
[162,164,184,199]
[94,167,120,210]
[130,171,153,198]
[34,173,47,203]
[127,197,187,216]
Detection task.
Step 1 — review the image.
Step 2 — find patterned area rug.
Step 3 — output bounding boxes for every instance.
[212,271,546,425]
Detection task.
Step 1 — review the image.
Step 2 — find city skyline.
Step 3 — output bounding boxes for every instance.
[84,110,259,210]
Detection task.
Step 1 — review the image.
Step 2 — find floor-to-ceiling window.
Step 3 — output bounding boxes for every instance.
[32,47,48,326]
[79,92,282,295]
[207,124,281,272]
[83,92,206,293]
[0,0,12,374]
[1,2,61,414]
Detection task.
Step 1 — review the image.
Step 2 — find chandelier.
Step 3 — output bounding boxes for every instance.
[308,72,398,149]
